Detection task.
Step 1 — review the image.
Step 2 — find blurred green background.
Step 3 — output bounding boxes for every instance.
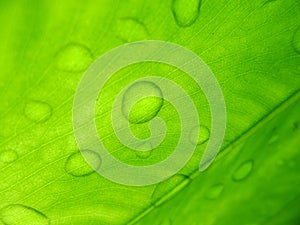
[0,0,299,224]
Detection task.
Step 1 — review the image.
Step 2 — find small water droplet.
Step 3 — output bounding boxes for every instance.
[55,43,93,72]
[0,204,50,225]
[64,150,101,177]
[293,27,300,54]
[189,125,210,145]
[172,0,201,27]
[232,159,254,182]
[135,142,153,159]
[122,81,164,124]
[0,150,18,163]
[116,17,149,42]
[24,100,52,123]
[152,174,191,206]
[268,133,279,144]
[205,183,224,200]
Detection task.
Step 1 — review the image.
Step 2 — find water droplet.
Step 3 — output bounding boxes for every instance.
[189,125,210,145]
[0,150,18,163]
[232,159,254,181]
[122,81,164,124]
[205,183,224,200]
[116,17,149,42]
[64,150,101,177]
[152,174,191,206]
[172,0,201,27]
[0,204,50,225]
[24,100,52,123]
[268,133,278,144]
[293,27,300,54]
[135,142,153,159]
[55,43,93,72]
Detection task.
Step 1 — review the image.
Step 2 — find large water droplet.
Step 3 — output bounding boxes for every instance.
[232,159,254,181]
[116,18,149,42]
[64,150,101,177]
[135,142,153,159]
[151,174,191,206]
[0,204,49,225]
[205,183,224,200]
[172,0,201,27]
[55,43,93,72]
[122,81,164,124]
[0,150,18,163]
[24,100,52,123]
[189,125,210,145]
[293,27,300,53]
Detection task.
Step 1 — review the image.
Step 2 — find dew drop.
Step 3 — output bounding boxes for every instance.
[0,150,18,163]
[205,183,224,200]
[135,142,153,159]
[293,27,300,54]
[55,43,93,72]
[151,174,191,206]
[0,204,50,225]
[64,150,101,177]
[189,125,210,145]
[24,100,52,123]
[172,0,201,27]
[232,159,254,181]
[116,18,149,42]
[122,81,164,124]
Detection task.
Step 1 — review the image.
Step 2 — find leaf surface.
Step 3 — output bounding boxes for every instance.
[0,0,299,224]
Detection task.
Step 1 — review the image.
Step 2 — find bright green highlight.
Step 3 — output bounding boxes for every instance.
[0,0,299,224]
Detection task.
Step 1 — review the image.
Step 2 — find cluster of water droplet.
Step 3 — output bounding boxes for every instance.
[5,1,299,223]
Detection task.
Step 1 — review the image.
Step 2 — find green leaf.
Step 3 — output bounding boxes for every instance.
[135,92,300,225]
[0,0,299,224]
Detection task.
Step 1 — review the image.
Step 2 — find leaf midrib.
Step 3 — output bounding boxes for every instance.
[126,88,300,225]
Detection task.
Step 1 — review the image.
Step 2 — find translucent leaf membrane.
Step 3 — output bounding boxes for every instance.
[0,0,299,224]
[135,92,300,225]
